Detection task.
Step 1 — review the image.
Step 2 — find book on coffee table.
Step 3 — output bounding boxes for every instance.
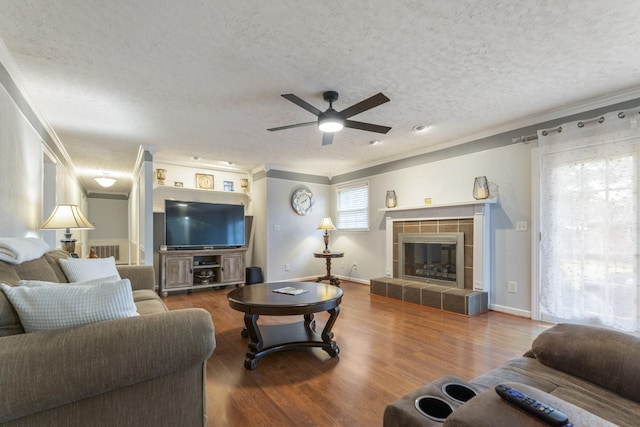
[272,286,309,295]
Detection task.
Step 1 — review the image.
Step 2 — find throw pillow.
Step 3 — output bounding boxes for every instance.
[59,256,121,282]
[0,279,139,332]
[17,276,120,287]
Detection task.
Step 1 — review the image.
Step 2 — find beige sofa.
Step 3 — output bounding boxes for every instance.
[0,250,215,427]
[384,323,640,426]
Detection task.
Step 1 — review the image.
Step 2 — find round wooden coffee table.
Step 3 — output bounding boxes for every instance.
[227,282,343,369]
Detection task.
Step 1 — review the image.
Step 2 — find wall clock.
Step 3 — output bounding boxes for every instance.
[291,187,313,216]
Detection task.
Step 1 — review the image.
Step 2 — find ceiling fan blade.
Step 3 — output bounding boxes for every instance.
[267,121,316,132]
[339,92,390,119]
[322,132,334,146]
[281,94,323,117]
[344,120,391,134]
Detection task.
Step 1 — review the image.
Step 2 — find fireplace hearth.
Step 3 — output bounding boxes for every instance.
[398,232,464,288]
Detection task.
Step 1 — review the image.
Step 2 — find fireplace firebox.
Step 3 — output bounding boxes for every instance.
[398,232,464,288]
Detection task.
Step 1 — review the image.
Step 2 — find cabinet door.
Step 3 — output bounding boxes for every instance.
[221,253,245,283]
[165,256,193,288]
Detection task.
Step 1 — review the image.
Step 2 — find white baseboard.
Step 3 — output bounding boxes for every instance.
[489,303,531,318]
[337,276,369,285]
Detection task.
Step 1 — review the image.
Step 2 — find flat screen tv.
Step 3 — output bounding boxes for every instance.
[165,200,245,249]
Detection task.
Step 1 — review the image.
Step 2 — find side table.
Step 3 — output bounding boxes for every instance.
[314,252,344,287]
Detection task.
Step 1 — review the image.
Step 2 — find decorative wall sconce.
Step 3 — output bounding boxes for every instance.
[385,190,398,208]
[473,176,490,200]
[156,168,167,185]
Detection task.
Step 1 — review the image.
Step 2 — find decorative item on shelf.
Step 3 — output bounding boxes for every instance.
[87,247,98,258]
[198,269,214,285]
[40,204,95,254]
[94,172,116,188]
[196,173,214,190]
[174,181,183,187]
[223,181,234,192]
[385,190,398,208]
[155,168,167,185]
[240,178,249,192]
[473,176,490,200]
[317,217,336,253]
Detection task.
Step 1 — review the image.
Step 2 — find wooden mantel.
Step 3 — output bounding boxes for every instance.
[377,198,497,212]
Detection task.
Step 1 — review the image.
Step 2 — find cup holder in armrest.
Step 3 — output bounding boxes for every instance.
[441,382,478,404]
[414,396,454,422]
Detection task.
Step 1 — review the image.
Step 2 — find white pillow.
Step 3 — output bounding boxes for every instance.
[0,279,139,333]
[59,256,121,282]
[17,276,120,287]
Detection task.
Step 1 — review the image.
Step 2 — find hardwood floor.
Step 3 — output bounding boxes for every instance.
[164,281,551,427]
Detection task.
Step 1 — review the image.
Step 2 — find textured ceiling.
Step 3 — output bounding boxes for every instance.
[1,1,640,195]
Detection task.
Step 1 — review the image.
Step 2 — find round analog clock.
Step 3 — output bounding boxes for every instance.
[291,187,313,215]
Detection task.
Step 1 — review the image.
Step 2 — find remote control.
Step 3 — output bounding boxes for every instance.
[495,384,571,427]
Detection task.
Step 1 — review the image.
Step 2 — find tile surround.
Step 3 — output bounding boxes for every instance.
[392,218,474,289]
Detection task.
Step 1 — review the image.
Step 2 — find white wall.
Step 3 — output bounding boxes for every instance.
[0,84,43,237]
[263,178,331,282]
[0,74,86,248]
[334,142,534,315]
[255,142,534,315]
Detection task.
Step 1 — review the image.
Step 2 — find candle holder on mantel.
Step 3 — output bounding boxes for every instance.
[473,176,490,200]
[385,190,398,208]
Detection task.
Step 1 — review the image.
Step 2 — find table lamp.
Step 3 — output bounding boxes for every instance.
[41,204,95,254]
[317,217,336,253]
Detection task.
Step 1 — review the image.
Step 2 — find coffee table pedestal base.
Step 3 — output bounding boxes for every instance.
[242,309,340,370]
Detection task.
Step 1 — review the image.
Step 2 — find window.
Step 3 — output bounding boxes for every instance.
[336,181,369,230]
[538,110,640,332]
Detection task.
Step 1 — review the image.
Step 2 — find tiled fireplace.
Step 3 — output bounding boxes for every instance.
[371,200,495,316]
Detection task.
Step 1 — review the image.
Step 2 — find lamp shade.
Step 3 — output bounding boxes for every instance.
[317,217,336,231]
[41,204,95,230]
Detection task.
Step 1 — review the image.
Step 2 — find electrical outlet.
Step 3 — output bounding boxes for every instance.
[515,221,528,232]
[273,224,280,231]
[352,263,357,271]
[340,261,345,268]
[508,281,517,293]
[285,263,290,271]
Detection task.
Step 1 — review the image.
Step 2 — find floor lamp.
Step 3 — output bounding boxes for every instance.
[41,204,95,255]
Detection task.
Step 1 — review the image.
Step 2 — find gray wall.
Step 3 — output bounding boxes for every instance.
[88,198,128,240]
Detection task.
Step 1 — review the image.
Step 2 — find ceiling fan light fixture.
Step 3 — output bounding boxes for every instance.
[318,109,344,133]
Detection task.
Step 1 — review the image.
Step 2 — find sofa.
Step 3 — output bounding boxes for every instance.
[384,323,640,426]
[0,249,216,427]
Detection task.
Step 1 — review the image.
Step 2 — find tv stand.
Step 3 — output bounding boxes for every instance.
[159,248,246,297]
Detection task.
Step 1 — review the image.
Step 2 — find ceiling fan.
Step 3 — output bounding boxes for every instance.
[267,91,391,146]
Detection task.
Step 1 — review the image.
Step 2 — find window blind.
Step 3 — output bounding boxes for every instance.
[336,182,369,230]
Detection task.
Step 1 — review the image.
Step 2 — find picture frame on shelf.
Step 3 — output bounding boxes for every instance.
[223,181,234,192]
[196,173,214,190]
[174,181,183,187]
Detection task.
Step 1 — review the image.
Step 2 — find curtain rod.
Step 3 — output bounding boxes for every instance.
[511,109,636,144]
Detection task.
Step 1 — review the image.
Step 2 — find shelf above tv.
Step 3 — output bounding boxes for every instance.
[153,185,250,212]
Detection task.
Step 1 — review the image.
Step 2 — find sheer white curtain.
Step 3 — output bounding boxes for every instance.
[538,108,640,332]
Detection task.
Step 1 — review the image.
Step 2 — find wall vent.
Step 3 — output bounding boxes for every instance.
[92,245,120,261]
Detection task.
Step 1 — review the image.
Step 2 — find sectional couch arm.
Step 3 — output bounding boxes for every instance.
[443,382,613,427]
[0,308,215,424]
[116,264,155,291]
